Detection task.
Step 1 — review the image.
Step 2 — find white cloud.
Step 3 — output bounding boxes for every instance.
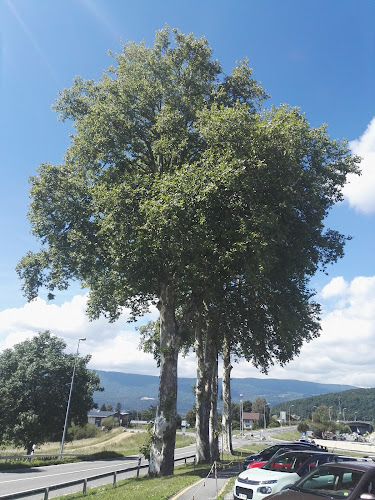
[320,276,349,299]
[2,277,375,389]
[0,295,160,376]
[343,117,375,214]
[230,274,375,387]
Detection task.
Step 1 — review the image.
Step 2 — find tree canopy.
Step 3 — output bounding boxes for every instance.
[0,331,101,453]
[16,27,360,474]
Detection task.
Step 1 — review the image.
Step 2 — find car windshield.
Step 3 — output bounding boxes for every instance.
[263,452,311,473]
[261,445,281,460]
[292,465,365,498]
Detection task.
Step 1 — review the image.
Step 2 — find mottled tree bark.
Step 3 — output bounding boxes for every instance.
[195,316,220,463]
[209,350,219,461]
[221,335,233,453]
[194,316,211,463]
[149,282,179,476]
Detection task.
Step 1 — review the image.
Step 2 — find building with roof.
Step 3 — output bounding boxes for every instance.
[87,409,129,427]
[242,411,260,429]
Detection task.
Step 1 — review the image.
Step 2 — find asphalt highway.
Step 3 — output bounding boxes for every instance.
[0,430,292,499]
[0,444,198,499]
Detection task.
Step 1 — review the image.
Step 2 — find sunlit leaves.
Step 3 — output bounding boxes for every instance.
[0,332,101,450]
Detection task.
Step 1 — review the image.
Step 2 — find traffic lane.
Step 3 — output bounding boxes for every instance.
[0,457,144,498]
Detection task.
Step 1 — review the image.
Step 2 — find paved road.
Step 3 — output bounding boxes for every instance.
[0,444,198,499]
[0,430,292,499]
[0,456,143,499]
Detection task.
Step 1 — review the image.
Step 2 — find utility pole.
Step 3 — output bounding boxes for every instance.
[59,338,86,458]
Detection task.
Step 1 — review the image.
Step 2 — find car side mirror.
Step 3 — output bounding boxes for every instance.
[360,494,375,499]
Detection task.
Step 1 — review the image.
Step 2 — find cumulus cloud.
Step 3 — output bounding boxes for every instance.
[320,276,349,299]
[0,295,160,376]
[238,274,375,387]
[2,277,375,388]
[343,117,375,214]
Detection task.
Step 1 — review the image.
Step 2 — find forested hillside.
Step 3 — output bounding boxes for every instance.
[271,387,375,422]
[93,370,355,415]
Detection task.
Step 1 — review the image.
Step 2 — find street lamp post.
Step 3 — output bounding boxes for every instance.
[312,405,317,422]
[343,408,346,421]
[263,403,269,432]
[59,338,86,458]
[240,394,243,435]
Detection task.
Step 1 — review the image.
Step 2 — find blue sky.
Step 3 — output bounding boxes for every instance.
[1,0,375,388]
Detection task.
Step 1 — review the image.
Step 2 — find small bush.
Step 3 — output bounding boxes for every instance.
[268,420,280,428]
[297,421,310,433]
[68,423,101,441]
[102,416,120,431]
[139,422,153,459]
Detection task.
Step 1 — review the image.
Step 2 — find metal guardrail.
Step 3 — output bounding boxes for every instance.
[0,454,196,500]
[0,453,82,463]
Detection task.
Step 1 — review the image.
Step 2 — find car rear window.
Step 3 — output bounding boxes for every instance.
[293,465,365,498]
[264,452,312,473]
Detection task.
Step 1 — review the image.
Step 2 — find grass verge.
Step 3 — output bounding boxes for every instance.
[53,462,213,500]
[0,429,195,471]
[271,430,301,441]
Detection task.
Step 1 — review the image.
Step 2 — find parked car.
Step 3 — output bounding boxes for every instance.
[263,460,375,499]
[295,438,315,444]
[242,442,328,470]
[246,446,320,470]
[246,460,268,469]
[234,450,361,500]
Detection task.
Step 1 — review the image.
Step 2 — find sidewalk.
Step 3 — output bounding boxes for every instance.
[170,464,239,500]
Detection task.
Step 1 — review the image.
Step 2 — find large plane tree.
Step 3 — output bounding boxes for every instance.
[17,27,359,475]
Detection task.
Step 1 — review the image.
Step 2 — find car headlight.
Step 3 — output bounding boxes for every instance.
[258,486,273,494]
[257,480,278,495]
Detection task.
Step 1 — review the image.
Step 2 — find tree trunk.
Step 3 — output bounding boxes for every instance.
[194,316,211,463]
[149,282,179,476]
[209,351,219,461]
[221,335,233,453]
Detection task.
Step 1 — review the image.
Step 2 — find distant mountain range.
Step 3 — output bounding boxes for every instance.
[93,370,356,415]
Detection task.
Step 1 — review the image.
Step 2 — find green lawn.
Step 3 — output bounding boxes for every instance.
[54,462,216,500]
[271,429,301,441]
[0,428,195,470]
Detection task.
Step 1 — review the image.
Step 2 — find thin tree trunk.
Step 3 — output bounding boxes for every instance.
[149,282,179,476]
[209,350,219,461]
[194,315,211,463]
[221,335,233,453]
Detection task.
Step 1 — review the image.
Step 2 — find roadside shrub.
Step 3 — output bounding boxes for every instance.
[310,422,325,439]
[68,423,101,440]
[102,416,119,431]
[268,420,280,428]
[139,422,153,460]
[184,408,196,428]
[297,421,310,434]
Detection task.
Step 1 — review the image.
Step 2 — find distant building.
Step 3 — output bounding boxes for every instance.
[242,412,260,429]
[87,409,129,427]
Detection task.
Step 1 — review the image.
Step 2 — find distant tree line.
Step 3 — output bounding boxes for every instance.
[272,388,375,423]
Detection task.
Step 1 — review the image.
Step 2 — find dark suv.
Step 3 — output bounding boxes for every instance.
[242,441,328,470]
[264,460,375,499]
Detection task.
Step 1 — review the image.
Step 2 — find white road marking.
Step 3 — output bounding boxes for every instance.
[0,461,137,484]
